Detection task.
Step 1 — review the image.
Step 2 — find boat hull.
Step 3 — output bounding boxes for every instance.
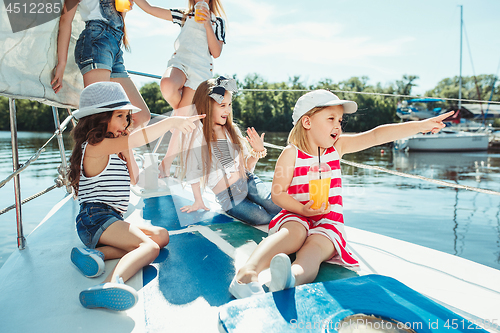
[396,132,490,151]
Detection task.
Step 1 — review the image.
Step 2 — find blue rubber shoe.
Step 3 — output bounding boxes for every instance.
[269,253,296,292]
[71,247,105,278]
[79,277,138,311]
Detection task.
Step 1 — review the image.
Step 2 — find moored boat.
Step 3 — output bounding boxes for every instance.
[394,129,490,152]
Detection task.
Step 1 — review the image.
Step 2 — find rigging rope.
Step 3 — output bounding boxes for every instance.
[127,71,500,105]
[262,142,500,196]
[0,184,59,216]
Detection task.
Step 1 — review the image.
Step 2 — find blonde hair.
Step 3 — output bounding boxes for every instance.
[181,79,247,188]
[288,106,331,153]
[188,0,226,17]
[180,0,226,25]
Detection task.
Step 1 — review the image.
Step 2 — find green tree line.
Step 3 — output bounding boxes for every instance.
[1,74,499,132]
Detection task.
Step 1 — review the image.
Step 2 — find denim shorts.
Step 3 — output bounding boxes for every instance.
[74,20,129,78]
[76,202,123,248]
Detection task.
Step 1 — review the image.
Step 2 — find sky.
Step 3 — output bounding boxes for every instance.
[122,0,500,96]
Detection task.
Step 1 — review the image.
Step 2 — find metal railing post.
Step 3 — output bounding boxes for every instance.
[9,98,26,250]
[52,106,72,193]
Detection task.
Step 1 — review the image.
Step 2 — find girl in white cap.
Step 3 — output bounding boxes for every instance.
[229,89,453,298]
[68,81,203,310]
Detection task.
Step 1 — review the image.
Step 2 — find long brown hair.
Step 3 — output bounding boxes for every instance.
[68,111,129,196]
[181,79,246,188]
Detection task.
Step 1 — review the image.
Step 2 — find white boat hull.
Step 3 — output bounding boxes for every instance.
[396,131,490,151]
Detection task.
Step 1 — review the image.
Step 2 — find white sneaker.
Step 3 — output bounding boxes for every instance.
[228,276,265,299]
[269,253,295,292]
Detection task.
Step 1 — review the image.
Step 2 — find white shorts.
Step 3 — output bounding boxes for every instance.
[167,54,213,91]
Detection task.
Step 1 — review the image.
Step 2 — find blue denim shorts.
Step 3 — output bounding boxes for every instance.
[74,20,129,78]
[76,202,123,248]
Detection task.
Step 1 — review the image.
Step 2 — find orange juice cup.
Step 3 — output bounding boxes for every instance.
[115,0,130,12]
[195,1,209,22]
[308,162,332,210]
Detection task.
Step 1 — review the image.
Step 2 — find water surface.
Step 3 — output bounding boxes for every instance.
[1,131,499,270]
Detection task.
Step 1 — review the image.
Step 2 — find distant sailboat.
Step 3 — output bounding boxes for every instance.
[394,6,490,152]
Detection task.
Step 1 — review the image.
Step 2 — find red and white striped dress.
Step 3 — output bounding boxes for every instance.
[268,145,359,268]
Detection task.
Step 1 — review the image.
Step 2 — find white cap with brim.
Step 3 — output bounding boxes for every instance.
[72,81,141,120]
[292,89,358,125]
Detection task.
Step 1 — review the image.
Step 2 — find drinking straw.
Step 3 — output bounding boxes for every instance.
[318,146,321,179]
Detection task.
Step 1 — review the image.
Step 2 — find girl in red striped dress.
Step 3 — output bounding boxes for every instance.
[229,89,453,299]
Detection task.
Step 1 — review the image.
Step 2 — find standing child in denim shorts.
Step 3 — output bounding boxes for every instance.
[51,0,150,130]
[68,81,203,310]
[229,90,454,299]
[179,76,281,226]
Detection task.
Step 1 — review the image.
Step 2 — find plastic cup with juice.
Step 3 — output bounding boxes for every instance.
[308,162,331,210]
[115,0,130,12]
[195,1,209,22]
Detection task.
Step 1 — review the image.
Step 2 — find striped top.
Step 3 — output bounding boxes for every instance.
[170,9,226,43]
[287,145,343,223]
[78,142,130,214]
[212,139,235,169]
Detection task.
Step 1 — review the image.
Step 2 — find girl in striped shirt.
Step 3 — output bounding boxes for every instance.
[180,76,281,225]
[68,81,203,311]
[229,89,454,299]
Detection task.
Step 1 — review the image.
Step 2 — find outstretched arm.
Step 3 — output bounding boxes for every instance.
[133,0,173,21]
[51,0,79,93]
[336,111,454,157]
[85,115,205,158]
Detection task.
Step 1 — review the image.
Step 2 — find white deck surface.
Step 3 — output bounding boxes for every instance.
[1,190,500,333]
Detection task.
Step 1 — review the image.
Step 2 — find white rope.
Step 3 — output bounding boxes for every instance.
[262,142,500,196]
[240,88,500,105]
[128,71,500,105]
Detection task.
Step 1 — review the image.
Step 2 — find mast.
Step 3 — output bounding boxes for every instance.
[458,5,463,110]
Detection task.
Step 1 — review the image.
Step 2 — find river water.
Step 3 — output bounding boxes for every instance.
[1,131,499,270]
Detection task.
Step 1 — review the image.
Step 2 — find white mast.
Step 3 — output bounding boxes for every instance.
[458,5,463,110]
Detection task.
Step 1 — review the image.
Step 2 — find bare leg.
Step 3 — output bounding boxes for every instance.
[97,221,169,283]
[97,224,169,261]
[112,77,151,129]
[82,68,110,86]
[160,67,187,110]
[291,234,336,286]
[158,86,196,177]
[235,221,307,284]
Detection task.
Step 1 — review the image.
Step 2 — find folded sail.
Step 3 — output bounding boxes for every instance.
[0,0,84,109]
